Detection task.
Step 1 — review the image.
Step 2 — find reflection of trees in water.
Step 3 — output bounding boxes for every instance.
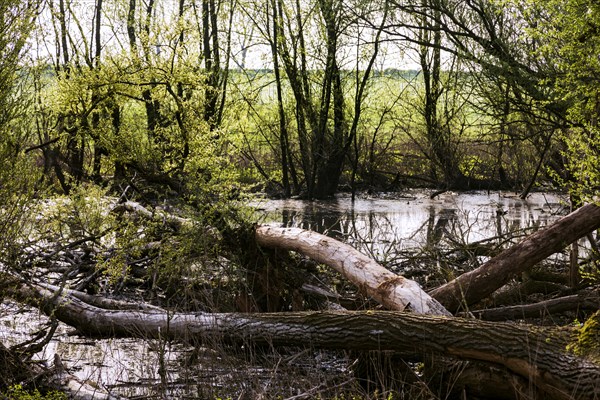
[275,197,565,281]
[281,202,346,239]
[426,207,457,247]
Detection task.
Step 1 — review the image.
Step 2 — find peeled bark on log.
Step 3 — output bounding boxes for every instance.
[430,203,600,312]
[109,202,448,315]
[255,225,450,316]
[6,281,600,400]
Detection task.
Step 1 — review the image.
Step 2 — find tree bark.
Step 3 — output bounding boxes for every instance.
[466,289,600,321]
[109,201,448,316]
[270,0,292,197]
[6,281,599,400]
[430,203,600,312]
[255,225,451,316]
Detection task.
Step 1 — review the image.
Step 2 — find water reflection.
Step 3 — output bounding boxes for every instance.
[253,191,567,265]
[0,191,569,397]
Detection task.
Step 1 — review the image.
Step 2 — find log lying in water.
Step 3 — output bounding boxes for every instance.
[5,280,599,400]
[110,201,449,315]
[255,225,450,316]
[430,203,600,312]
[466,289,600,321]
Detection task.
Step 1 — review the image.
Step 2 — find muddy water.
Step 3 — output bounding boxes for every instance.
[1,191,568,397]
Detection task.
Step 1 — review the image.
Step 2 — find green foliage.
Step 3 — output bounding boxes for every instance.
[567,311,600,362]
[459,155,481,179]
[2,385,66,400]
[94,216,141,285]
[560,126,600,202]
[35,184,115,243]
[0,0,41,266]
[523,0,600,200]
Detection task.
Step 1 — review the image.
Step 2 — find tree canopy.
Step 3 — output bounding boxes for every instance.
[0,0,586,199]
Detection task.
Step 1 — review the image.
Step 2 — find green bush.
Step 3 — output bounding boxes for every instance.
[3,385,67,400]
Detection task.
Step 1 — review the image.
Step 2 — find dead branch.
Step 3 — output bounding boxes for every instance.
[430,203,600,312]
[467,289,600,321]
[4,280,599,400]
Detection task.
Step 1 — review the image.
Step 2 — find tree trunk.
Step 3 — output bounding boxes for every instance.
[255,225,451,316]
[430,203,600,312]
[270,0,291,197]
[466,289,600,321]
[202,0,221,130]
[6,280,599,400]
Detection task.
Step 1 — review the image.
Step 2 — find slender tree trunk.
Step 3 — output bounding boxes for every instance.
[167,0,190,171]
[202,0,221,130]
[127,0,160,142]
[275,0,313,196]
[111,102,125,182]
[419,0,466,187]
[58,0,69,69]
[216,0,233,128]
[56,0,84,184]
[91,0,105,183]
[141,0,161,142]
[127,0,137,52]
[312,0,345,199]
[270,0,291,197]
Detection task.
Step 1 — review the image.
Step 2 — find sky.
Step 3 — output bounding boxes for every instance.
[28,0,424,71]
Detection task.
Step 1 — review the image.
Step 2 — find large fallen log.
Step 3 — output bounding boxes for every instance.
[430,203,600,312]
[5,280,599,400]
[255,225,450,316]
[114,202,449,315]
[466,289,600,321]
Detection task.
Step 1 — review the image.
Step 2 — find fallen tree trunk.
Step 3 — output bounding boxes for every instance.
[255,225,450,316]
[430,203,600,312]
[113,202,448,315]
[5,280,599,400]
[465,289,600,321]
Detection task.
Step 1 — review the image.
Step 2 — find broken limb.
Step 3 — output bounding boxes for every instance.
[430,203,600,312]
[4,279,599,400]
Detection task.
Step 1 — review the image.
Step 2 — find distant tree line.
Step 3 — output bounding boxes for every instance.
[2,0,599,200]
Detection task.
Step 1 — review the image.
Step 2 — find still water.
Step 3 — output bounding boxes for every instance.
[253,190,567,264]
[1,191,568,397]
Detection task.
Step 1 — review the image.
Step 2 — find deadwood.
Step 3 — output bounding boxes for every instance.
[466,289,600,321]
[111,201,190,231]
[255,225,451,316]
[430,203,600,312]
[51,201,448,316]
[5,280,599,400]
